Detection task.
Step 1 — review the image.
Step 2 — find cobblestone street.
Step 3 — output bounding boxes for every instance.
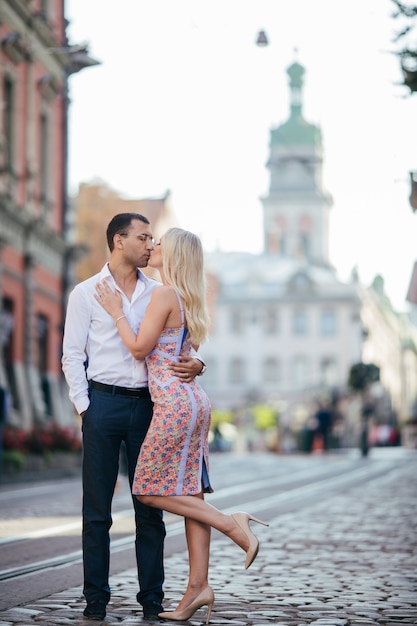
[0,451,416,625]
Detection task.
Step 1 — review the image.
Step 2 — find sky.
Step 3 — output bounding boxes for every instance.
[65,0,417,312]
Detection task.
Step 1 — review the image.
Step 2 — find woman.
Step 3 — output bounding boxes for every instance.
[95,227,267,623]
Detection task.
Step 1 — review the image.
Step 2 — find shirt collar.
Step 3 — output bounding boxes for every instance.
[99,263,150,283]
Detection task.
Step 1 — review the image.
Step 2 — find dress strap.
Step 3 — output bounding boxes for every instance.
[173,289,188,352]
[173,289,185,326]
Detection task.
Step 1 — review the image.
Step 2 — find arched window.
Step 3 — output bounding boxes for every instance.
[292,308,308,335]
[320,309,337,336]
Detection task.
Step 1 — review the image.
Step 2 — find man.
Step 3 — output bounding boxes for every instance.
[0,385,9,478]
[314,401,333,452]
[62,213,204,621]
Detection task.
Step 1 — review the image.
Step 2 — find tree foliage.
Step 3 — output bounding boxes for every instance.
[391,0,417,92]
[348,362,380,392]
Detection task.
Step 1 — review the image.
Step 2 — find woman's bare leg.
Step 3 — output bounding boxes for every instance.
[138,493,250,552]
[174,507,211,610]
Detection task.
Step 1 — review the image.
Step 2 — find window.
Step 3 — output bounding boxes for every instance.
[36,314,48,374]
[229,358,245,384]
[292,355,310,389]
[292,273,309,291]
[264,308,279,334]
[37,313,52,415]
[230,309,244,334]
[40,112,50,202]
[3,76,15,171]
[293,309,308,335]
[267,232,280,254]
[320,309,337,336]
[320,357,338,386]
[1,297,18,409]
[266,217,287,255]
[300,233,310,257]
[298,215,312,258]
[201,357,216,384]
[263,357,280,384]
[41,0,50,17]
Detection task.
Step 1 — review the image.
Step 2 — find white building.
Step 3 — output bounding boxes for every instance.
[200,61,363,425]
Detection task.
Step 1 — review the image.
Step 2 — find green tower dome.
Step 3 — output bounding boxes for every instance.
[270,61,321,146]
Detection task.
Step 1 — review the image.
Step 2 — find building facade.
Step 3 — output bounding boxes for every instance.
[0,0,96,429]
[201,62,362,421]
[200,61,417,441]
[72,181,178,283]
[360,276,417,428]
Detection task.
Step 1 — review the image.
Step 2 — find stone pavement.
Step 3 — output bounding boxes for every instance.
[0,452,416,626]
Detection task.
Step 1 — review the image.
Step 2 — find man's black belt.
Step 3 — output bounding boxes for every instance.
[89,380,150,399]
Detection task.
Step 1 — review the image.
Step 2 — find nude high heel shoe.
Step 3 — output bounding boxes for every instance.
[158,586,215,624]
[232,511,269,569]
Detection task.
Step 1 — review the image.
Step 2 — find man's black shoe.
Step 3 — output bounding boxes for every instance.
[83,600,107,620]
[143,601,164,620]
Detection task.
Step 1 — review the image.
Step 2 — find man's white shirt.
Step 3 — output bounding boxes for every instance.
[62,264,159,415]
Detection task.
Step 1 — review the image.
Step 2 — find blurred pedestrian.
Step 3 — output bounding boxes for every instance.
[62,213,204,621]
[314,401,333,451]
[0,385,9,478]
[211,424,224,452]
[360,402,374,457]
[95,227,268,623]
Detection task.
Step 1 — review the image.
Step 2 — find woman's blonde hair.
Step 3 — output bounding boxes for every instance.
[161,228,209,344]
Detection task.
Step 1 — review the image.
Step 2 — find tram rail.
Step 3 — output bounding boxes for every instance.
[0,457,400,583]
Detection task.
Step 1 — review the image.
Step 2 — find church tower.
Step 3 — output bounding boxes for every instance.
[261,61,333,265]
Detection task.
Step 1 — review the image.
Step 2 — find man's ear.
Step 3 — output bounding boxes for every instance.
[114,234,124,249]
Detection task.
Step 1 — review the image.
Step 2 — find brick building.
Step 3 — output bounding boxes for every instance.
[0,0,97,429]
[72,181,178,283]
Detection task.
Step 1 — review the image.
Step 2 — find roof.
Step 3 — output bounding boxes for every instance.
[205,251,359,302]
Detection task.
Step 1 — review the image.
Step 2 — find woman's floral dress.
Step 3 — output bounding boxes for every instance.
[132,291,212,496]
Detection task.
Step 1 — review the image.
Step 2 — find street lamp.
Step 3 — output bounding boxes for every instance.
[256,30,269,47]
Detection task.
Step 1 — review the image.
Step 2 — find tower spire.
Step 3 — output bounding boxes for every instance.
[287,57,305,119]
[261,59,333,264]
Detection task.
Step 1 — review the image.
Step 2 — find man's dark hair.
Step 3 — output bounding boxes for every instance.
[106,213,150,251]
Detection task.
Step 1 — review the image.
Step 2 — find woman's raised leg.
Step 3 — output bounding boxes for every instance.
[137,493,268,566]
